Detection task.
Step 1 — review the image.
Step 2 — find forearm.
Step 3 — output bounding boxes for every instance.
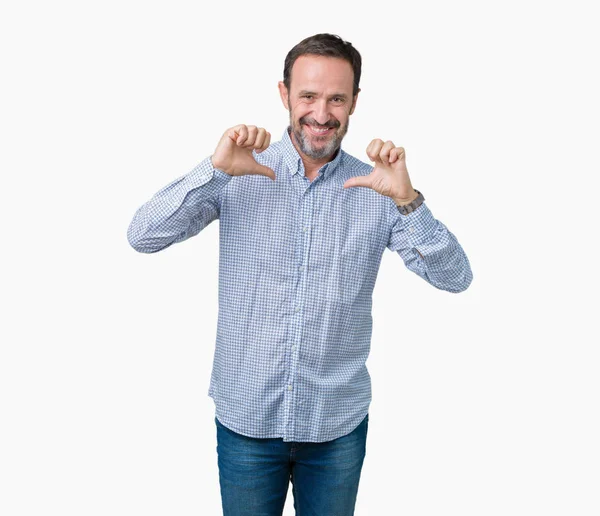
[390,202,473,293]
[127,156,231,253]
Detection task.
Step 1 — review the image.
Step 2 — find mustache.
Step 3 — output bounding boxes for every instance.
[300,117,339,128]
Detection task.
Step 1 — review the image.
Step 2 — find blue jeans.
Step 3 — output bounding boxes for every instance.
[215,414,369,515]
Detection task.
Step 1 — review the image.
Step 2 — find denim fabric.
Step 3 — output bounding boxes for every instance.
[215,413,369,515]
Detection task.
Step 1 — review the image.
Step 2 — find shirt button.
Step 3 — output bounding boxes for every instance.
[295,306,301,313]
[291,345,297,351]
[299,265,304,272]
[303,226,309,232]
[288,384,293,391]
[409,226,415,233]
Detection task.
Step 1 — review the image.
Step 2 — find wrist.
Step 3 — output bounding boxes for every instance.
[393,189,419,206]
[395,189,425,215]
[210,155,234,176]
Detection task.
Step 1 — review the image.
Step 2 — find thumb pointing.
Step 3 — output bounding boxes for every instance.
[258,165,276,181]
[343,176,370,189]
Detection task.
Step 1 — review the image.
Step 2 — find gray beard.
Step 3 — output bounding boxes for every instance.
[289,113,349,160]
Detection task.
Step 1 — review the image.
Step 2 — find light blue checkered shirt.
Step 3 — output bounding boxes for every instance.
[127,126,472,442]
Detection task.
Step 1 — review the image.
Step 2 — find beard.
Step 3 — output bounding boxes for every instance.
[289,110,349,160]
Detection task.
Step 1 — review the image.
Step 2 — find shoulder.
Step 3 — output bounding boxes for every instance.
[340,150,373,176]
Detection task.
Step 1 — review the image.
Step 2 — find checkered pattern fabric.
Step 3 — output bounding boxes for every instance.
[127,126,472,442]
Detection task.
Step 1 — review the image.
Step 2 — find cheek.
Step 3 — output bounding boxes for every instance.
[328,112,344,126]
[291,106,310,122]
[292,102,310,113]
[339,110,352,124]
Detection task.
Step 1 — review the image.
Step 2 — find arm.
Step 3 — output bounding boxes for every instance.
[386,201,473,293]
[126,156,232,253]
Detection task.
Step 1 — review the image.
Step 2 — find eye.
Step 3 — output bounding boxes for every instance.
[302,95,313,99]
[332,97,344,103]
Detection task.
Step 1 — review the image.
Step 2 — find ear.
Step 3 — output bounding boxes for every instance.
[278,81,290,110]
[349,88,361,116]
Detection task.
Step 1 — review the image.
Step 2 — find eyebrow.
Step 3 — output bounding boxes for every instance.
[298,90,349,99]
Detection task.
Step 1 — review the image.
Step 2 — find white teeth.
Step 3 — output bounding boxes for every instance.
[308,125,330,133]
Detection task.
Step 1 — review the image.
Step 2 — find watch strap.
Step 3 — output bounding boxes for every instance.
[396,190,425,215]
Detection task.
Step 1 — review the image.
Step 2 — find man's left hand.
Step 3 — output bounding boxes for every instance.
[343,139,419,205]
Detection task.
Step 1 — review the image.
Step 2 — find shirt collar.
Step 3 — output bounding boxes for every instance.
[280,125,344,179]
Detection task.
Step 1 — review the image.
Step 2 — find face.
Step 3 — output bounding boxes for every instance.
[278,55,359,160]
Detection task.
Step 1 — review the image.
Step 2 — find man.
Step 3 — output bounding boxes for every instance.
[127,33,472,516]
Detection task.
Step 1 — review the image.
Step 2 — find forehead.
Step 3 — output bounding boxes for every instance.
[290,55,354,94]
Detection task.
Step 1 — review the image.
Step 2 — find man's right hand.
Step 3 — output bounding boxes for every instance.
[211,124,275,180]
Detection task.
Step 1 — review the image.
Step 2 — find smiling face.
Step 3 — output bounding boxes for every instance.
[278,55,359,161]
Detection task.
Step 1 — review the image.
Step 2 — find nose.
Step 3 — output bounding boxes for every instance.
[313,99,330,125]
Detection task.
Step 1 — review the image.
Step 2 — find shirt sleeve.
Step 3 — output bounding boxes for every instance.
[127,156,232,253]
[386,201,473,292]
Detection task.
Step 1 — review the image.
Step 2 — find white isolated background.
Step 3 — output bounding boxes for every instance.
[1,0,598,515]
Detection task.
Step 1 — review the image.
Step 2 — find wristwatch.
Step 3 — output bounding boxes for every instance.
[396,189,425,215]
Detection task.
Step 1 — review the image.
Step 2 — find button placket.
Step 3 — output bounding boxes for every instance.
[283,177,315,440]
